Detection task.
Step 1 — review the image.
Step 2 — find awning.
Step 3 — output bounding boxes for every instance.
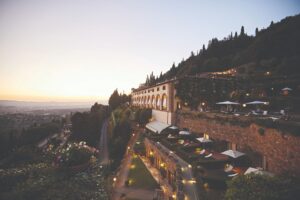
[221,150,245,158]
[196,137,212,143]
[245,101,269,105]
[146,121,170,134]
[216,101,240,105]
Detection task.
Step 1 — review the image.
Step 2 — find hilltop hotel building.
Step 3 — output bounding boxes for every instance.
[131,79,179,125]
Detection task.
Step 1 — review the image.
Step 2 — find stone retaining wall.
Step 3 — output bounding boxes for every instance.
[176,114,300,176]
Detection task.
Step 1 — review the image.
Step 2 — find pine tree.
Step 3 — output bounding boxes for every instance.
[255,27,259,36]
[234,32,238,39]
[145,75,149,85]
[159,72,163,80]
[191,51,195,57]
[240,26,245,36]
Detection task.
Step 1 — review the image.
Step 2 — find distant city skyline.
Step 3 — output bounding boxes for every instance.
[0,0,299,102]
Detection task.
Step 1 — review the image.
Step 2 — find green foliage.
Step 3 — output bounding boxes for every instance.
[108,89,131,110]
[0,163,108,200]
[20,122,62,146]
[144,14,300,82]
[133,134,146,156]
[225,174,300,200]
[71,103,108,147]
[175,77,238,109]
[127,157,159,190]
[0,121,61,158]
[134,108,152,125]
[0,146,46,168]
[109,106,132,170]
[55,142,95,167]
[258,127,265,135]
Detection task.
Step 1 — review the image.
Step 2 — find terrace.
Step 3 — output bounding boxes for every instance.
[144,124,267,194]
[178,109,300,136]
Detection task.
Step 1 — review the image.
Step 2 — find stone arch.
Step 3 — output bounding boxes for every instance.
[147,96,151,108]
[143,96,147,107]
[156,94,161,110]
[161,93,167,110]
[151,95,155,108]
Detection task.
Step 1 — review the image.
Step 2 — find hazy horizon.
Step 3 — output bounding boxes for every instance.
[1,0,299,102]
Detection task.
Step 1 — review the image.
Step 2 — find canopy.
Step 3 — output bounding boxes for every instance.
[216,101,240,105]
[281,87,292,91]
[244,167,273,176]
[245,101,269,105]
[179,130,191,135]
[196,137,212,143]
[169,126,178,130]
[146,121,170,134]
[221,150,245,158]
[244,167,260,175]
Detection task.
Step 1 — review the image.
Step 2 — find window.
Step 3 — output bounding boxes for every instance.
[163,86,166,90]
[157,87,160,91]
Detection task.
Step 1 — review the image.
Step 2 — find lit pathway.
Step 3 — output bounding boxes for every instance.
[140,156,174,198]
[156,142,200,200]
[112,128,156,200]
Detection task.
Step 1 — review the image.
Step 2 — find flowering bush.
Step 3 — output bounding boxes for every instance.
[54,141,98,167]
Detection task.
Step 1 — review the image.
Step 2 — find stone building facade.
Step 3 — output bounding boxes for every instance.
[131,79,180,124]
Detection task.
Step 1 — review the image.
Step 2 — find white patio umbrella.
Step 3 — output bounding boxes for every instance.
[245,101,269,105]
[169,126,178,130]
[196,137,212,143]
[216,101,240,105]
[179,131,191,135]
[221,150,245,158]
[281,87,292,91]
[216,101,240,112]
[244,167,260,175]
[244,167,273,176]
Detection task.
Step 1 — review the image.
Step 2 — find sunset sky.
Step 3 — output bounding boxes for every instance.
[0,0,299,102]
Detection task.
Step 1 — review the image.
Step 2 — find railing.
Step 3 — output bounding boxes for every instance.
[177,110,300,136]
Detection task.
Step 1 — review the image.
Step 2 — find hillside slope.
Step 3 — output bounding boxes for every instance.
[146,14,300,85]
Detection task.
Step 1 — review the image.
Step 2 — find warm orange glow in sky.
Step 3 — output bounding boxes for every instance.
[0,0,298,102]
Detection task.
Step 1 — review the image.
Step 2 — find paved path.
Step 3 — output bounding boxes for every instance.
[112,127,156,200]
[140,156,173,198]
[114,187,155,200]
[156,142,199,200]
[99,119,109,165]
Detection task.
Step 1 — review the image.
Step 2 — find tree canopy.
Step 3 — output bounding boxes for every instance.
[225,174,300,200]
[108,89,131,110]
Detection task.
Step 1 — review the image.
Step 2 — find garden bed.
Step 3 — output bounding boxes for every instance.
[127,157,159,190]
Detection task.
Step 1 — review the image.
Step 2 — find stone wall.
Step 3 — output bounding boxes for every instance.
[152,109,175,125]
[176,113,300,177]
